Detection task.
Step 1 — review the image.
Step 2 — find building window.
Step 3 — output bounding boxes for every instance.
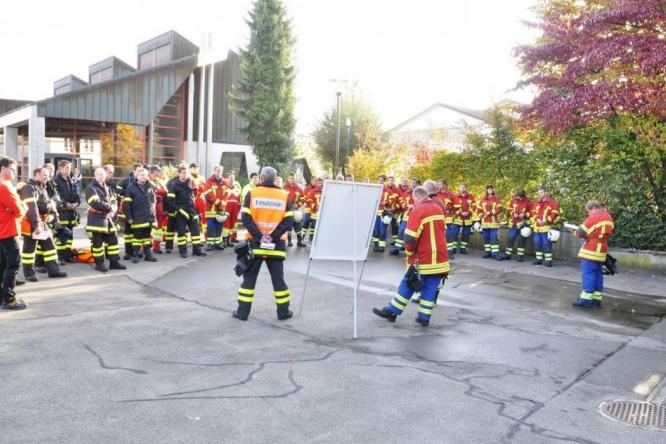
[54,84,71,95]
[139,43,171,70]
[90,67,113,85]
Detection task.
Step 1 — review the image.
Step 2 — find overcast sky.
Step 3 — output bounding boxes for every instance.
[0,0,539,132]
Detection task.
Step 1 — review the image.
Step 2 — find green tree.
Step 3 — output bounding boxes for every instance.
[313,90,382,175]
[230,0,296,169]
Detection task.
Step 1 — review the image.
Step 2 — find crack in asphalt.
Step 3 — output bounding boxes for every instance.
[82,344,147,375]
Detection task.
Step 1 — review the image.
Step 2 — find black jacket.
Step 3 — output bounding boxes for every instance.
[124,181,156,227]
[167,178,197,217]
[19,179,52,232]
[85,180,117,232]
[118,173,135,197]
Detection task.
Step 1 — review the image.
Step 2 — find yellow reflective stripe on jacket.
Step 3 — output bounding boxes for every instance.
[167,193,176,198]
[583,220,614,235]
[130,222,151,229]
[418,262,450,275]
[124,197,132,202]
[87,195,100,204]
[178,209,190,219]
[578,249,606,262]
[22,197,36,203]
[86,225,116,232]
[241,207,251,215]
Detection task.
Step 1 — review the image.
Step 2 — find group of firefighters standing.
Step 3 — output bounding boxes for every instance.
[0,155,614,318]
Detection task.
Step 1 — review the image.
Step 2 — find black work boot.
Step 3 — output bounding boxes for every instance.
[179,248,188,258]
[297,235,306,247]
[277,305,293,321]
[372,307,397,322]
[2,297,27,310]
[109,258,127,270]
[415,317,430,327]
[233,302,251,321]
[144,249,157,262]
[45,261,67,278]
[23,265,38,282]
[94,259,109,273]
[131,249,141,263]
[193,245,207,257]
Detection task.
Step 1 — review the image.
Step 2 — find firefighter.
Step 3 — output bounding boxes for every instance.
[118,163,143,260]
[571,201,614,308]
[54,160,80,263]
[0,157,28,310]
[167,166,207,258]
[223,170,242,245]
[201,165,227,251]
[19,167,68,282]
[189,163,205,191]
[242,172,259,202]
[532,186,559,267]
[163,162,186,253]
[232,166,294,321]
[43,163,59,199]
[33,165,60,273]
[500,189,533,261]
[123,167,158,263]
[436,179,456,259]
[385,176,402,246]
[284,173,305,247]
[373,186,449,327]
[477,185,503,259]
[306,177,323,242]
[372,175,390,252]
[301,176,317,242]
[389,178,416,255]
[149,165,168,254]
[85,168,127,272]
[450,183,476,254]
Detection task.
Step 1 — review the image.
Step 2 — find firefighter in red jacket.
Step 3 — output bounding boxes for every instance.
[201,165,227,251]
[532,186,560,267]
[384,176,402,246]
[223,171,242,246]
[149,166,168,254]
[372,175,390,252]
[450,183,476,254]
[284,173,305,247]
[306,177,323,241]
[571,201,614,308]
[373,186,449,327]
[389,179,416,255]
[436,179,456,258]
[300,176,317,241]
[477,185,503,259]
[499,189,533,261]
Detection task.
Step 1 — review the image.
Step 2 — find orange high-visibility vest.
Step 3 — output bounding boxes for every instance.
[248,186,290,242]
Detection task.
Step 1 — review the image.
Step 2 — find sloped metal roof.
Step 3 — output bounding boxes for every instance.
[37,55,197,126]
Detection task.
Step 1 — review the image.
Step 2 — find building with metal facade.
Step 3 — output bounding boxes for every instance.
[0,30,255,182]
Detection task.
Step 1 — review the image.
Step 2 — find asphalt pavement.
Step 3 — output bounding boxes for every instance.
[1,242,665,443]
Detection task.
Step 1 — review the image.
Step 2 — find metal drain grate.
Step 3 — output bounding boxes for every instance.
[599,400,666,431]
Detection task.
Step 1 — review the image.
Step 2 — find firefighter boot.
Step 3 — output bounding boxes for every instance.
[388,247,400,255]
[179,247,188,258]
[109,257,127,270]
[297,235,306,248]
[193,245,207,257]
[533,259,543,265]
[277,305,293,321]
[144,248,157,262]
[94,258,109,273]
[373,307,397,322]
[45,260,67,278]
[232,302,251,321]
[23,265,38,282]
[287,233,293,247]
[544,261,553,268]
[152,240,163,254]
[131,247,142,264]
[415,316,430,327]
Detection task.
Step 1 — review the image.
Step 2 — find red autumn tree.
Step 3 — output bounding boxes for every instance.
[515,0,666,132]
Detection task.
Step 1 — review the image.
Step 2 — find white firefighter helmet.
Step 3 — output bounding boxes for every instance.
[215,212,229,223]
[472,221,482,233]
[520,225,532,238]
[548,229,561,242]
[293,209,304,223]
[382,215,392,225]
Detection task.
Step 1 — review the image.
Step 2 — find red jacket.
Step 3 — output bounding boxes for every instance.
[403,198,450,275]
[437,189,455,223]
[532,196,559,233]
[507,196,533,226]
[303,185,316,213]
[477,194,503,228]
[284,182,303,206]
[0,180,27,239]
[307,187,323,218]
[202,175,227,217]
[453,192,476,226]
[384,185,402,212]
[577,208,614,262]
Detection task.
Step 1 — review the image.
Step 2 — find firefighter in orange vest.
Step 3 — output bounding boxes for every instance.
[233,166,294,321]
[201,165,227,251]
[571,200,614,308]
[373,186,450,327]
[477,185,503,259]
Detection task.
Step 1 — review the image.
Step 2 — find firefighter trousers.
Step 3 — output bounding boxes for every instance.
[505,225,527,258]
[176,213,202,253]
[386,273,444,322]
[22,235,60,277]
[236,257,290,318]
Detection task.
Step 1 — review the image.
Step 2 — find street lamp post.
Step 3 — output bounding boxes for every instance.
[335,91,342,174]
[345,117,352,173]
